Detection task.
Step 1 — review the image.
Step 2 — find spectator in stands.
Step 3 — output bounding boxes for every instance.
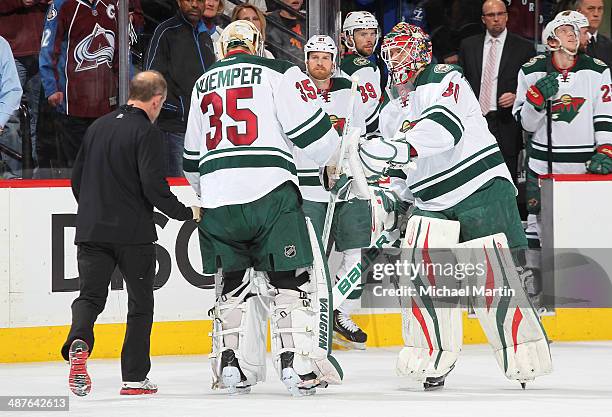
[231,3,274,58]
[39,0,118,170]
[576,0,612,67]
[225,0,267,18]
[459,0,535,184]
[203,0,225,56]
[0,35,23,178]
[0,0,48,169]
[266,0,306,69]
[145,0,215,177]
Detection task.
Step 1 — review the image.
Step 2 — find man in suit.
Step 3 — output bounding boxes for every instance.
[459,0,535,184]
[576,0,612,68]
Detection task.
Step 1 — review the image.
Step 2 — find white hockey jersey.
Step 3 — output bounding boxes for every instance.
[340,54,384,133]
[513,54,612,175]
[184,52,339,208]
[377,64,513,211]
[293,77,366,202]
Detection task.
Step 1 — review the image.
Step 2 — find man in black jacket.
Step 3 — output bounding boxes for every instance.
[62,71,201,397]
[459,0,535,184]
[145,0,215,177]
[577,0,612,68]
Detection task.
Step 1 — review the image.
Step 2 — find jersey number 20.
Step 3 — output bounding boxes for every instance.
[201,87,259,150]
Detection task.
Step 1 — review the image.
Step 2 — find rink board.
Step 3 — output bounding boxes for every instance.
[1,180,612,362]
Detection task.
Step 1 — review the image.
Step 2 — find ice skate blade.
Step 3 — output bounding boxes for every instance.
[281,368,316,397]
[332,333,366,351]
[221,366,251,395]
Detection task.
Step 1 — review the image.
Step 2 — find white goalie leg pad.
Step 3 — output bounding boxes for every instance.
[209,273,269,390]
[397,216,462,381]
[454,233,552,383]
[270,218,343,387]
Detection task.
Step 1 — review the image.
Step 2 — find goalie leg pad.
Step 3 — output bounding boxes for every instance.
[454,233,552,383]
[210,292,268,392]
[397,216,462,381]
[270,218,344,392]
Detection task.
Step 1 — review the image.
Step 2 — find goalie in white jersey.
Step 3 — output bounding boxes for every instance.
[294,35,372,350]
[183,20,343,397]
[358,23,552,390]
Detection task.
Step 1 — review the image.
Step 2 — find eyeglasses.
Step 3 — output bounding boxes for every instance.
[483,12,508,18]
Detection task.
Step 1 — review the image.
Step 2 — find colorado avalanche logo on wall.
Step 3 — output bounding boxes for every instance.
[74,23,115,72]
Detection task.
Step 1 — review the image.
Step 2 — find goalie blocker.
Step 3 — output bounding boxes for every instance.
[397,216,552,389]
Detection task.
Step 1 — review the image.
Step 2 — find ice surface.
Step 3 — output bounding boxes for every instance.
[1,342,610,417]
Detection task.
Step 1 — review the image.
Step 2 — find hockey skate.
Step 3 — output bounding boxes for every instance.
[120,378,158,395]
[423,365,455,391]
[333,310,367,350]
[218,350,252,395]
[279,352,319,397]
[68,339,91,397]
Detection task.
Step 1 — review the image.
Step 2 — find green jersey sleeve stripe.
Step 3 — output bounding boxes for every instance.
[422,111,464,145]
[297,168,320,174]
[183,158,199,173]
[411,144,498,189]
[412,152,505,201]
[200,154,297,176]
[286,108,324,137]
[291,116,334,149]
[298,176,323,187]
[184,149,199,156]
[594,115,612,122]
[595,121,612,133]
[421,104,465,131]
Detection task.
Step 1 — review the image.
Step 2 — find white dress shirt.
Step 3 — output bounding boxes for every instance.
[480,28,507,113]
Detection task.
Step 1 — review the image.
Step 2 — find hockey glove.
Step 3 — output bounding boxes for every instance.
[526,73,559,111]
[330,173,352,199]
[586,145,612,175]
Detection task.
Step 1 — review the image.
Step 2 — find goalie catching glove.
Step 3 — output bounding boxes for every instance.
[358,134,417,182]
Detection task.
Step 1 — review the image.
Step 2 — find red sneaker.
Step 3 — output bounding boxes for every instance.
[120,378,158,395]
[68,339,91,397]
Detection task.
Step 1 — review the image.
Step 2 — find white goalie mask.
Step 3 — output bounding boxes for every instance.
[304,35,338,79]
[342,11,380,55]
[541,16,580,56]
[217,20,264,59]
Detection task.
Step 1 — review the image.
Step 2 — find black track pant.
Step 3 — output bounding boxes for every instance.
[61,242,156,382]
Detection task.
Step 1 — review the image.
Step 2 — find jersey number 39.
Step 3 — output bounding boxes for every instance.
[201,87,259,150]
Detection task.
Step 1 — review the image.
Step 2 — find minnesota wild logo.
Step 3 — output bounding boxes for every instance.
[551,94,586,123]
[400,119,416,133]
[329,115,346,134]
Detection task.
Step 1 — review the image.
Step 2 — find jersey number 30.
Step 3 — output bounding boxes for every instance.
[201,87,259,150]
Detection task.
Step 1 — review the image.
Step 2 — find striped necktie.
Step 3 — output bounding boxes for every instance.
[480,38,498,115]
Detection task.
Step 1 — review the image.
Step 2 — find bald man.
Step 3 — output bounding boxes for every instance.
[459,0,535,185]
[63,71,201,397]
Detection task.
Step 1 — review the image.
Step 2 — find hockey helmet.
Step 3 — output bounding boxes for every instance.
[342,11,380,54]
[555,10,589,29]
[381,22,432,85]
[304,35,338,75]
[541,16,580,55]
[217,20,264,59]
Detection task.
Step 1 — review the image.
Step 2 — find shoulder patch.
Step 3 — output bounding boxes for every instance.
[523,56,541,67]
[593,58,607,67]
[353,56,370,66]
[433,64,453,74]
